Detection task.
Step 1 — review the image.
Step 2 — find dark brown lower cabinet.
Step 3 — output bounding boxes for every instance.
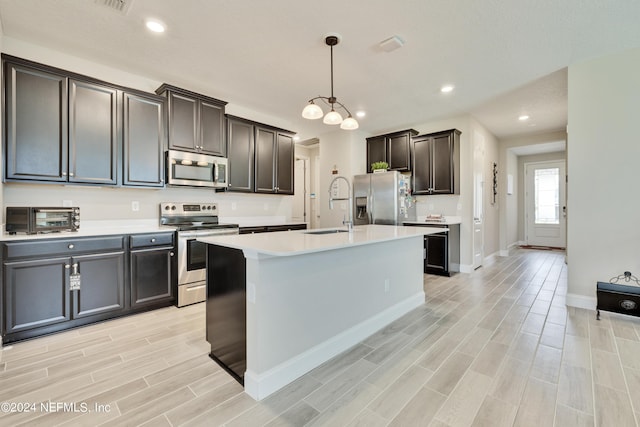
[3,257,71,334]
[1,232,176,344]
[130,246,175,308]
[72,251,126,319]
[424,232,449,275]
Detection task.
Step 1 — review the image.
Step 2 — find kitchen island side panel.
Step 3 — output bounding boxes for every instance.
[244,236,424,400]
[205,244,246,383]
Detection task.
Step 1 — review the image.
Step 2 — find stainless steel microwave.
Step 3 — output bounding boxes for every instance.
[6,206,80,234]
[166,150,228,189]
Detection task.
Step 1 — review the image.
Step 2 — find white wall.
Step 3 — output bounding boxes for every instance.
[471,117,500,260]
[566,46,640,308]
[318,129,367,228]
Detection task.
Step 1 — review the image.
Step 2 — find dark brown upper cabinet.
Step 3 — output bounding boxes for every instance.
[3,57,118,185]
[3,55,167,188]
[411,129,460,195]
[226,115,295,195]
[4,60,68,182]
[366,129,418,172]
[68,79,118,185]
[226,116,255,192]
[156,84,227,157]
[255,126,294,194]
[122,90,166,187]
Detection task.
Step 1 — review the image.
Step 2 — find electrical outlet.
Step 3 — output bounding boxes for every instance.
[131,201,139,212]
[231,202,237,211]
[384,279,390,293]
[62,200,72,207]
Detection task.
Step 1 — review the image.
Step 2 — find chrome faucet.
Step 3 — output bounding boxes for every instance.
[328,175,354,232]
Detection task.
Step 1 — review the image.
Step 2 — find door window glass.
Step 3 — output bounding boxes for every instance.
[534,168,560,224]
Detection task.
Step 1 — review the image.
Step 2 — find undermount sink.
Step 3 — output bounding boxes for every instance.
[304,229,350,235]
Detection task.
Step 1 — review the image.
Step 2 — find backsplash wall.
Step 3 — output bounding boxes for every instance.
[415,194,462,218]
[2,184,293,224]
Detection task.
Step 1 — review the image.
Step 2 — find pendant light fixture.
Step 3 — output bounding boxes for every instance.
[302,34,359,130]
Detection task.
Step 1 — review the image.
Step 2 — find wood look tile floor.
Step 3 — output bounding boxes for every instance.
[2,248,639,426]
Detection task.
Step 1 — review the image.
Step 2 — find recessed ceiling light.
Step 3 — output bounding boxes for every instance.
[293,135,300,142]
[356,111,366,118]
[518,115,530,121]
[440,85,455,93]
[145,19,166,33]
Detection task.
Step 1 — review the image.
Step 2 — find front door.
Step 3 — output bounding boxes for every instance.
[525,160,566,248]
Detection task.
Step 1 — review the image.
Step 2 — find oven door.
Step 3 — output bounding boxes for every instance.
[177,229,238,286]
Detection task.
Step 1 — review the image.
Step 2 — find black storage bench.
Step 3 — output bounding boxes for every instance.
[596,281,640,320]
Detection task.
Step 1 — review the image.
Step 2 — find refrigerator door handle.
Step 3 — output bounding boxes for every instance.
[369,193,374,224]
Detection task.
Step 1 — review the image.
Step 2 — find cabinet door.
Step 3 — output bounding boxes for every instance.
[123,92,166,187]
[3,257,71,333]
[431,133,454,194]
[388,133,411,171]
[130,247,175,308]
[255,126,277,193]
[411,136,432,195]
[168,92,198,151]
[200,100,225,156]
[276,132,294,194]
[425,233,448,274]
[366,136,387,173]
[72,251,126,319]
[69,79,118,185]
[227,117,254,192]
[4,62,68,182]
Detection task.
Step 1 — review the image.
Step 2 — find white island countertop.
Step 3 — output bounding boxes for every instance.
[199,224,446,258]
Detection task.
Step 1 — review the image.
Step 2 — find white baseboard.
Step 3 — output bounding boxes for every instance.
[566,293,596,310]
[459,264,474,273]
[243,292,425,401]
[484,251,499,266]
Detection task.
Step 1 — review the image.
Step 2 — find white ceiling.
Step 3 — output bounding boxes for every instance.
[1,0,639,142]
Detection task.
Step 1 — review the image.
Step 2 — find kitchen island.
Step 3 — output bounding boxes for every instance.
[199,224,446,400]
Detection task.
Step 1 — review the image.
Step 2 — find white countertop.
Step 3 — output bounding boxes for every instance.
[0,219,174,242]
[198,224,446,257]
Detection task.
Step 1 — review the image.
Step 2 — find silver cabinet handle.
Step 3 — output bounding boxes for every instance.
[151,238,156,243]
[170,252,175,257]
[65,264,71,269]
[62,172,67,176]
[68,244,74,249]
[69,172,75,177]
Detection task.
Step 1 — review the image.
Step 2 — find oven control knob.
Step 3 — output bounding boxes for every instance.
[202,205,206,210]
[171,205,176,210]
[212,205,216,210]
[164,205,170,210]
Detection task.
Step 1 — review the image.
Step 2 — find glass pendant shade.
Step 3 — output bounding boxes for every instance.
[340,116,359,130]
[302,102,324,119]
[323,109,343,125]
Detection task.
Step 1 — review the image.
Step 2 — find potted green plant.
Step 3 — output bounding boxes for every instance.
[371,161,389,173]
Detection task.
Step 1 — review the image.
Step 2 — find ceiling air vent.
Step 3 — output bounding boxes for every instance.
[94,0,134,15]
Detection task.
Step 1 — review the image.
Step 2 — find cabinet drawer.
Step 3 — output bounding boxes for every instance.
[130,232,174,249]
[3,236,125,260]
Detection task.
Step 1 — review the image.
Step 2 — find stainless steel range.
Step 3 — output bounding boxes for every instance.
[160,202,239,307]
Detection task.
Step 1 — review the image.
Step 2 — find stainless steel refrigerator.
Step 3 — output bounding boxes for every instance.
[353,171,416,225]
